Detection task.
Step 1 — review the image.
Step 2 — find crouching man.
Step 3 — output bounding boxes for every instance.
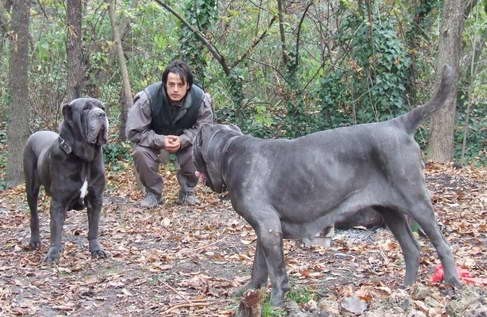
[126,59,214,208]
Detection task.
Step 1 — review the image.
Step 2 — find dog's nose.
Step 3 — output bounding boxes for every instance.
[97,112,106,118]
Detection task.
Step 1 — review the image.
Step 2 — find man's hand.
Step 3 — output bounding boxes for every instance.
[164,135,181,153]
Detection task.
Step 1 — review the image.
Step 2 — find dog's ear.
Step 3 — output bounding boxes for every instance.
[61,102,72,120]
[228,124,242,134]
[88,98,105,111]
[198,124,213,145]
[192,131,205,170]
[196,126,204,148]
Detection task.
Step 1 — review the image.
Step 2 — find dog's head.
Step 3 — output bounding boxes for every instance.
[193,124,242,193]
[61,97,109,146]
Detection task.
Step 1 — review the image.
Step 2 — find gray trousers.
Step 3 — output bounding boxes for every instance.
[132,144,198,196]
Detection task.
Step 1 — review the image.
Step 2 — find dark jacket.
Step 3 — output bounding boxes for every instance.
[126,82,214,150]
[145,82,204,136]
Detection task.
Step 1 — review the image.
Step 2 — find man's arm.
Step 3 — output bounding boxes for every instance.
[126,91,166,149]
[179,92,214,149]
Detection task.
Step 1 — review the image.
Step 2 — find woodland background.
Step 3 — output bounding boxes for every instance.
[0,1,486,316]
[0,0,486,187]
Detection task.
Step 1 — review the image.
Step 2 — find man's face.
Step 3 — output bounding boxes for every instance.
[165,72,190,102]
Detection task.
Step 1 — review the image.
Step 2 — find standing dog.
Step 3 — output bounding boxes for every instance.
[193,66,461,306]
[23,97,109,263]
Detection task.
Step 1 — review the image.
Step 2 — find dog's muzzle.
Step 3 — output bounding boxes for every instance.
[86,108,108,145]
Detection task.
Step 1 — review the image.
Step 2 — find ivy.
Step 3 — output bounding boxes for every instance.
[180,0,217,87]
[318,5,410,130]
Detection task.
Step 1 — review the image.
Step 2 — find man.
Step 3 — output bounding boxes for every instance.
[126,60,214,208]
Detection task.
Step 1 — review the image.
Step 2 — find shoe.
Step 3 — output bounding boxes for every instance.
[177,190,200,205]
[140,191,162,208]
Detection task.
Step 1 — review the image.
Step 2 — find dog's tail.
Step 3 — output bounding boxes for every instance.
[397,65,454,134]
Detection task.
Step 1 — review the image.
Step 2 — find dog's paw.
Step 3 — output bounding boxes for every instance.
[91,249,109,259]
[445,276,463,290]
[270,287,289,307]
[25,240,41,250]
[270,294,284,307]
[43,247,62,264]
[89,239,108,259]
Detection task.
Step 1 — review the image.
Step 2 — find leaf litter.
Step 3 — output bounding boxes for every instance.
[0,162,485,316]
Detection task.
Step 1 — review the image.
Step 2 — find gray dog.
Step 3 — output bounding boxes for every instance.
[193,66,461,306]
[23,97,109,263]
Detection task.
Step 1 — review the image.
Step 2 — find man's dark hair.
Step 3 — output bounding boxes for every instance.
[161,59,194,87]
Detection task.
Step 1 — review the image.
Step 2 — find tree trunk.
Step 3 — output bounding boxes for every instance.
[426,0,466,162]
[6,0,31,187]
[108,0,132,140]
[66,0,84,100]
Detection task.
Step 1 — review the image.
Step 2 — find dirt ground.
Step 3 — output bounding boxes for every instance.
[0,163,485,316]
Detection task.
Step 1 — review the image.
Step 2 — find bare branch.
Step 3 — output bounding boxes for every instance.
[35,0,49,20]
[230,15,277,70]
[153,0,230,75]
[465,0,480,17]
[248,56,286,81]
[294,1,314,67]
[254,0,262,36]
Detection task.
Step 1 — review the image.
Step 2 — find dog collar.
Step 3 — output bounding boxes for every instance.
[58,137,72,154]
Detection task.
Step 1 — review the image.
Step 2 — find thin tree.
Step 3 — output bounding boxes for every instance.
[0,0,11,123]
[66,0,84,100]
[108,0,132,140]
[404,0,438,106]
[0,0,11,53]
[6,0,31,187]
[461,1,484,163]
[426,0,467,162]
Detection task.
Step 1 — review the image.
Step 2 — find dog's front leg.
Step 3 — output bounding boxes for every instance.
[259,228,289,306]
[234,240,269,297]
[45,200,66,263]
[249,240,268,288]
[87,194,107,258]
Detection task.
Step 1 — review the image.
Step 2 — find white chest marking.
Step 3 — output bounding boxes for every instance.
[80,179,88,199]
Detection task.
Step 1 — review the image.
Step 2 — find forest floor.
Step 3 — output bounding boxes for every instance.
[0,157,486,316]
